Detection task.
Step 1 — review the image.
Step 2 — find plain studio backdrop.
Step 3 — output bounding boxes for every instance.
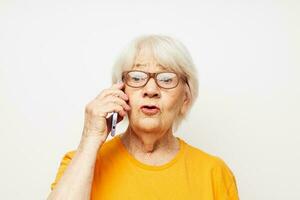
[0,0,299,199]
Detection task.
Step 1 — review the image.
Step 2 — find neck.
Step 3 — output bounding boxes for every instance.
[120,126,179,155]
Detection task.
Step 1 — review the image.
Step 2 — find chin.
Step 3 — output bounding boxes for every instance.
[135,118,162,133]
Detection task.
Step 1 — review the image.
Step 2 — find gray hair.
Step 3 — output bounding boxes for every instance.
[112,34,199,130]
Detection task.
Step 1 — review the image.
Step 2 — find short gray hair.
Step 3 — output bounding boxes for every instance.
[112,34,199,130]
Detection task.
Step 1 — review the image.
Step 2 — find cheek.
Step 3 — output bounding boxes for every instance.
[126,93,141,116]
[162,94,184,117]
[125,88,136,106]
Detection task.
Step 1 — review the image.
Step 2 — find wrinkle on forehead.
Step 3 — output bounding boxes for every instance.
[133,50,173,71]
[132,63,169,71]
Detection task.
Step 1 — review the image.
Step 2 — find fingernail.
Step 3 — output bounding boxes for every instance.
[117,80,123,84]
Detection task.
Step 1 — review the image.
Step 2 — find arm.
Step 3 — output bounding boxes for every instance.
[47,135,103,200]
[47,82,130,200]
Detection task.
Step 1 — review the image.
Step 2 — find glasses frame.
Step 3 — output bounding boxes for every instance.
[122,70,188,89]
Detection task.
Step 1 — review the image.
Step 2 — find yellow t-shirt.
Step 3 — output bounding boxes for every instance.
[51,135,239,200]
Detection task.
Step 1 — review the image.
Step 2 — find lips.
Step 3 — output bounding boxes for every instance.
[140,105,160,115]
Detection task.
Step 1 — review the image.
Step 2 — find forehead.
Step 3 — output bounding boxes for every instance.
[132,63,168,72]
[132,48,172,72]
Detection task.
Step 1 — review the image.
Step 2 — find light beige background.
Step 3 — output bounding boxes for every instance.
[0,0,299,199]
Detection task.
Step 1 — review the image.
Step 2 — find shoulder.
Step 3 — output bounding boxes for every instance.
[181,139,236,177]
[181,139,239,198]
[181,139,224,167]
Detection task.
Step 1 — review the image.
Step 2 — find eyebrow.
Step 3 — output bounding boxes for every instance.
[134,63,168,70]
[134,63,148,67]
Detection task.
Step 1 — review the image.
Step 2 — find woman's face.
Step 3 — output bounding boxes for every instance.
[124,49,189,135]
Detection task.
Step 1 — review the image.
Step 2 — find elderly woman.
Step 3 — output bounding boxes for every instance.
[48,35,239,200]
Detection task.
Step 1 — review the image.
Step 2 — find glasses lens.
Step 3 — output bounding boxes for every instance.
[156,72,178,88]
[126,71,148,87]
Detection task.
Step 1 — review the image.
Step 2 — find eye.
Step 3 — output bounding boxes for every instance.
[128,71,147,82]
[157,73,177,84]
[163,77,173,82]
[132,76,142,81]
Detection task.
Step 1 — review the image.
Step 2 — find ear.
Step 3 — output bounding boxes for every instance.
[180,87,191,115]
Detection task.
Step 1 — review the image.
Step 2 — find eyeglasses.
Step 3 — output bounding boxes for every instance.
[122,70,187,89]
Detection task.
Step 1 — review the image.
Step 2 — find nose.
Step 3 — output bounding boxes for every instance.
[142,77,161,98]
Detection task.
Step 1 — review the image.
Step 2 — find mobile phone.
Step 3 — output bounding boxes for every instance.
[111,112,118,137]
[110,80,124,137]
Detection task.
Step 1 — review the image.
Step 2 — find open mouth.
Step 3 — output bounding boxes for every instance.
[140,105,160,115]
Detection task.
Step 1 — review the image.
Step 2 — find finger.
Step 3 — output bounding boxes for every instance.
[105,103,127,117]
[94,82,126,100]
[94,95,130,112]
[87,98,127,119]
[93,103,126,120]
[95,82,125,99]
[111,81,125,90]
[107,96,131,111]
[109,90,129,101]
[98,89,128,101]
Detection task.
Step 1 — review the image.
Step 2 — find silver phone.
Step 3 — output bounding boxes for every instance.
[111,112,118,137]
[110,80,125,137]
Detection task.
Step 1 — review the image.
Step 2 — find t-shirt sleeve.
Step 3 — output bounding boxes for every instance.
[211,157,239,200]
[50,150,76,191]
